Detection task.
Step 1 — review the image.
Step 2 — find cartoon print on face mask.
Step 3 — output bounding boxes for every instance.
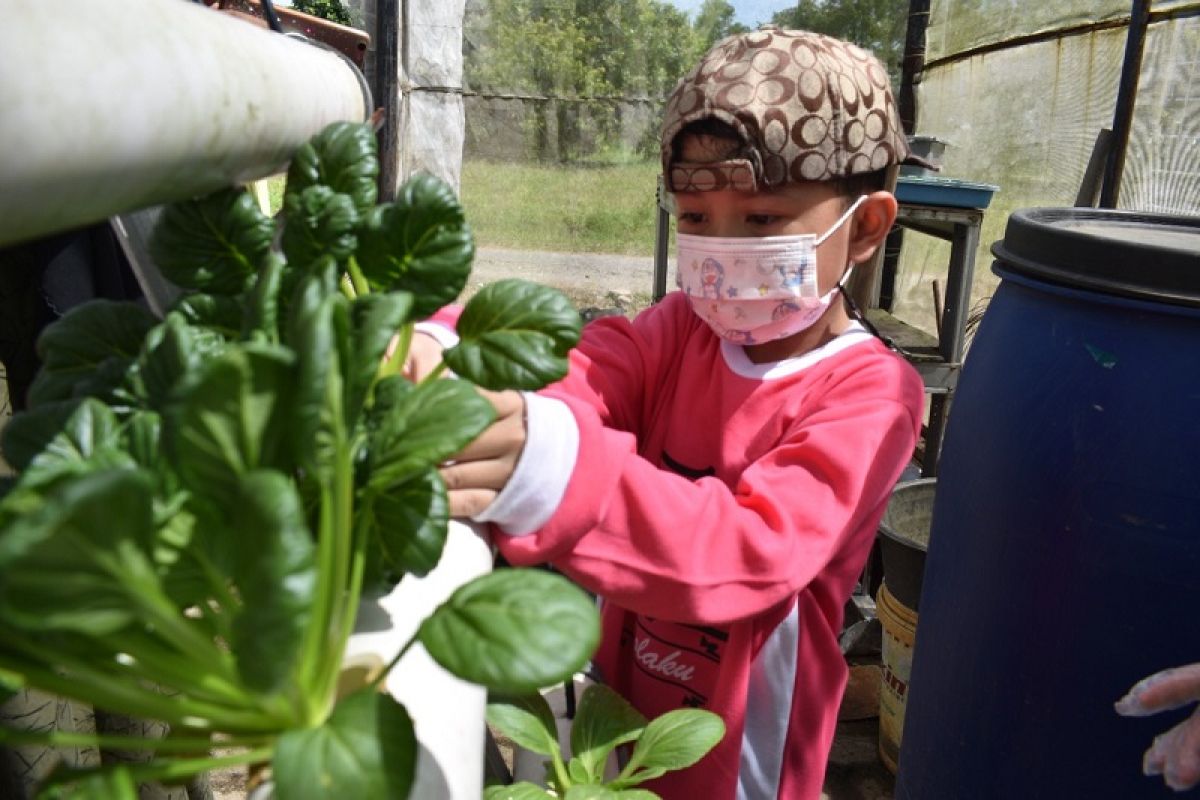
[700,258,724,299]
[778,261,805,293]
[772,301,802,321]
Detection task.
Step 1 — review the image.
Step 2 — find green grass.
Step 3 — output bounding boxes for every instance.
[263,160,664,257]
[460,160,662,256]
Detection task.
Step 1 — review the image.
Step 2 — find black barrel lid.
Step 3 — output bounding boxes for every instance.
[991,208,1200,308]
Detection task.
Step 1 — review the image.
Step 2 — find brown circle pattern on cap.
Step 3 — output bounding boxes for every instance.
[662,27,913,190]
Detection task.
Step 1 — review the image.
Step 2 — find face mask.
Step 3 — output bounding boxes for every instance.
[675,196,866,345]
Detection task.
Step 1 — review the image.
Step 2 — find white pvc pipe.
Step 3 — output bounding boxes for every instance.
[343,521,494,799]
[0,0,370,247]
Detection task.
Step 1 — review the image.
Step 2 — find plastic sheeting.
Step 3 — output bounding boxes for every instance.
[892,3,1200,338]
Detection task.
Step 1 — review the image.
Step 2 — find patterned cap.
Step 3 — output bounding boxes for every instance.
[662,28,918,192]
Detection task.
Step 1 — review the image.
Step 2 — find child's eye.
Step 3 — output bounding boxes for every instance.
[747,214,780,226]
[678,212,705,225]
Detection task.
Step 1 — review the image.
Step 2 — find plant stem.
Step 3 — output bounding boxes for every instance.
[105,631,258,709]
[296,480,337,721]
[0,646,279,733]
[419,362,447,385]
[50,747,274,790]
[339,272,357,299]
[311,441,358,709]
[346,256,371,297]
[0,726,270,753]
[368,634,417,694]
[377,324,412,382]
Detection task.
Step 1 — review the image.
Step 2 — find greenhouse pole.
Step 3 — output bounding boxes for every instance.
[1100,0,1151,208]
[373,0,467,201]
[898,0,931,134]
[879,0,933,311]
[375,0,403,201]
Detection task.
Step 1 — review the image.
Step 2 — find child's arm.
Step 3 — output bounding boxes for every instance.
[507,375,919,625]
[483,303,922,625]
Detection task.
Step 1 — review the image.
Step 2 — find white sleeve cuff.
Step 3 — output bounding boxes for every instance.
[472,392,579,536]
[414,321,460,349]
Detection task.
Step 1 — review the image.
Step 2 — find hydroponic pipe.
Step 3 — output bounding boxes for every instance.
[0,0,371,248]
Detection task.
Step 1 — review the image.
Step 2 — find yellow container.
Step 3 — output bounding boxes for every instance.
[877,580,918,774]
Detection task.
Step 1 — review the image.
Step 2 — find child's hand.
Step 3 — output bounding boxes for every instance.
[1116,663,1200,791]
[439,389,526,519]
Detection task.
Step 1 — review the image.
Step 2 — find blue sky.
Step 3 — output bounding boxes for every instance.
[663,0,795,28]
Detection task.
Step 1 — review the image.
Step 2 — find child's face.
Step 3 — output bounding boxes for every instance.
[672,134,857,298]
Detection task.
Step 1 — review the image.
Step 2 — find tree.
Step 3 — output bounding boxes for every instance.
[693,0,748,51]
[291,0,353,26]
[772,0,909,82]
[465,0,702,160]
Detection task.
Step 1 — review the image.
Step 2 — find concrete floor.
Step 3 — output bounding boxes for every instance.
[821,664,897,800]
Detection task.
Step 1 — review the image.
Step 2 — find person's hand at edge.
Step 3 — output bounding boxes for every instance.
[1116,663,1200,792]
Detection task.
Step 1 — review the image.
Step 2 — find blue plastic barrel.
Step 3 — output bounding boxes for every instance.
[895,208,1200,799]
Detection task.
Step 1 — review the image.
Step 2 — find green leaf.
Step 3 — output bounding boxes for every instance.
[229,471,316,693]
[355,174,474,317]
[484,783,555,800]
[273,690,415,800]
[286,272,350,478]
[24,399,125,471]
[164,343,296,502]
[281,185,360,267]
[444,279,581,391]
[169,292,244,337]
[37,765,139,799]
[419,569,600,694]
[27,300,159,407]
[347,292,414,418]
[0,399,84,471]
[121,410,168,478]
[134,313,224,411]
[243,251,287,343]
[367,468,449,578]
[568,758,592,784]
[564,787,625,800]
[571,684,647,783]
[620,709,725,779]
[485,692,560,758]
[606,790,658,799]
[366,378,494,489]
[285,121,379,216]
[149,186,274,295]
[0,469,158,634]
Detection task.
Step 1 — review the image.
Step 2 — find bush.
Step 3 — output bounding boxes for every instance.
[291,0,352,26]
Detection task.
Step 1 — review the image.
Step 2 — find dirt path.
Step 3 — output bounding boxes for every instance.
[468,247,659,315]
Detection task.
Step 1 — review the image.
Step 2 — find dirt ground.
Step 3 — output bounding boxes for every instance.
[466,246,658,318]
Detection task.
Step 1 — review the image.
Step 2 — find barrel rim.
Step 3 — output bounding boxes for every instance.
[990,207,1200,309]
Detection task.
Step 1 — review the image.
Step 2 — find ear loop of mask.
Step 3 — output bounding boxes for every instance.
[828,196,924,359]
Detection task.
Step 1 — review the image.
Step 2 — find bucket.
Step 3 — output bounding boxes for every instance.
[876,581,917,774]
[896,209,1200,799]
[877,479,936,612]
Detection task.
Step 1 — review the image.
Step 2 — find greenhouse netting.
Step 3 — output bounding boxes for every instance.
[892,0,1200,335]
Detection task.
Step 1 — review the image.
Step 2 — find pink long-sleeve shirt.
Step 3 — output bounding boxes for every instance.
[429,292,923,798]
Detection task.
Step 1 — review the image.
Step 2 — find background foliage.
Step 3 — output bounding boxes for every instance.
[291,0,354,26]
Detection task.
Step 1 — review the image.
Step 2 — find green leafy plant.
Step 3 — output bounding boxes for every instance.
[0,121,599,799]
[486,683,725,798]
[291,0,353,27]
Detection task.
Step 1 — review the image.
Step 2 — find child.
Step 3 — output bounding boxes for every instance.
[413,27,926,799]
